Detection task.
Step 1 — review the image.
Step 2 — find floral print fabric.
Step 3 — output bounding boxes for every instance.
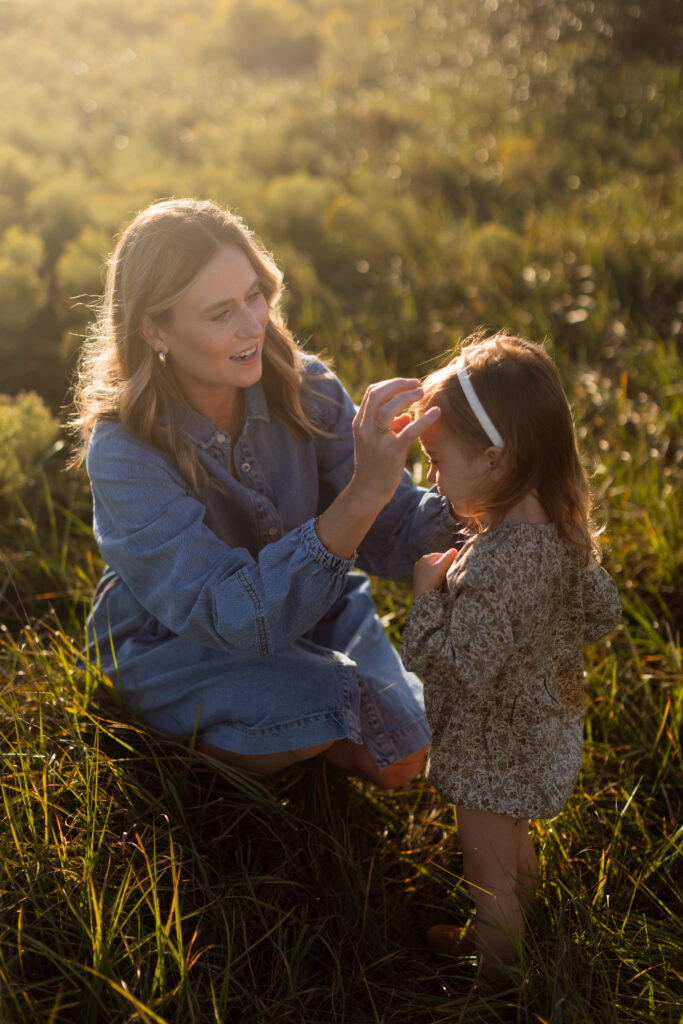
[401,524,621,818]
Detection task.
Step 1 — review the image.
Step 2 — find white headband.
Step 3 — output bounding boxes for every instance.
[455,360,504,448]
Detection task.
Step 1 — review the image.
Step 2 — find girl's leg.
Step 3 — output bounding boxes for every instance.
[516,828,538,910]
[456,806,532,980]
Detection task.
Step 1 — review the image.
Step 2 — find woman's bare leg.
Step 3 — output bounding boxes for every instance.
[197,739,334,774]
[198,737,426,789]
[324,740,426,789]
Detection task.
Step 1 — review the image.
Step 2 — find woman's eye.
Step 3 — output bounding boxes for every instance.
[211,309,229,321]
[248,289,263,303]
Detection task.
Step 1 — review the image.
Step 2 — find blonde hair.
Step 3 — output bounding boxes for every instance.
[69,198,331,492]
[417,331,597,556]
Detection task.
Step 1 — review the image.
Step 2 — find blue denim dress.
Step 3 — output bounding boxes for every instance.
[86,358,459,767]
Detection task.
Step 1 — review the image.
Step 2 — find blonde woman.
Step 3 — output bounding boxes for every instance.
[71,198,457,785]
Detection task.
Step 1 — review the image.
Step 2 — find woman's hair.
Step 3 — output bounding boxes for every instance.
[69,198,330,492]
[416,331,597,555]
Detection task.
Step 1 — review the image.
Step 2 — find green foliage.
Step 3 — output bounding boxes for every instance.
[0,227,45,338]
[0,392,59,495]
[0,0,681,1020]
[222,0,322,73]
[0,0,680,401]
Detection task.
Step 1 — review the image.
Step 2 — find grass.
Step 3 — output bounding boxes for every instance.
[0,0,681,1017]
[0,334,681,1023]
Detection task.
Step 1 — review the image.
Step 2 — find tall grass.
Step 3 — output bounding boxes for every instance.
[0,337,681,1023]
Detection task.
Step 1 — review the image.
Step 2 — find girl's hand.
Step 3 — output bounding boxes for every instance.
[350,378,440,509]
[413,548,459,596]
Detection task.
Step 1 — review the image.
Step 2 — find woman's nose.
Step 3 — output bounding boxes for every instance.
[235,304,263,336]
[426,465,436,484]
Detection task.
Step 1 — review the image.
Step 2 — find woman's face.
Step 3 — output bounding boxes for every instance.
[145,244,270,420]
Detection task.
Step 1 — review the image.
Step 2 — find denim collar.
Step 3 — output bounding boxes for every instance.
[179,380,271,449]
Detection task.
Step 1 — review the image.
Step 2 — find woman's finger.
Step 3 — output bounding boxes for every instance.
[395,405,441,442]
[357,379,422,429]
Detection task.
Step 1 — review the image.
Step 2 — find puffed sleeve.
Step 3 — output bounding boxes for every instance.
[582,559,621,646]
[401,579,514,689]
[87,421,356,658]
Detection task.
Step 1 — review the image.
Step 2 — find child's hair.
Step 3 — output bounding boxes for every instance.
[416,331,598,556]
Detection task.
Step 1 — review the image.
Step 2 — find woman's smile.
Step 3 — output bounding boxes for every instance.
[142,243,270,427]
[230,342,260,362]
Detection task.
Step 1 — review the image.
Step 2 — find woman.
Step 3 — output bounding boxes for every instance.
[71,198,457,787]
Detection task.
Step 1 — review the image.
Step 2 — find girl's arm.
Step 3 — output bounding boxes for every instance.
[583,559,621,646]
[400,578,514,685]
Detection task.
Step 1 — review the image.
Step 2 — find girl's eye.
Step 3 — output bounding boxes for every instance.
[211,309,230,321]
[247,289,263,303]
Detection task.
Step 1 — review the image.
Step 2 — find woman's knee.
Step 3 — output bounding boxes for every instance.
[372,747,427,790]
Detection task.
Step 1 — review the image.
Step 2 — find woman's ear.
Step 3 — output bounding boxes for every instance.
[139,313,165,353]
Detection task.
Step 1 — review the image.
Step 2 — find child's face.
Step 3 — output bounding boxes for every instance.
[420,421,493,519]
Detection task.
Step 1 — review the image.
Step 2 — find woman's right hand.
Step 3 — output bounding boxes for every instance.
[350,378,441,508]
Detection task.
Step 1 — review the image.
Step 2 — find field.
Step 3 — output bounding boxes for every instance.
[0,1,681,1021]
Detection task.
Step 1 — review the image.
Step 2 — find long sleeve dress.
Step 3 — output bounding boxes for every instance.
[400,524,621,818]
[85,356,459,766]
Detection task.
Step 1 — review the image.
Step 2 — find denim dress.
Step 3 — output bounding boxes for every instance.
[86,358,458,767]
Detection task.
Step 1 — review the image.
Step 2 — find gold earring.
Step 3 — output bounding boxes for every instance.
[158,351,167,367]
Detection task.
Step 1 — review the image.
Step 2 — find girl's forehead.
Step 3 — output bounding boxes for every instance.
[420,419,448,449]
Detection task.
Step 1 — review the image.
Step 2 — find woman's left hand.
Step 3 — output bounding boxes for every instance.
[315,378,440,560]
[350,378,441,508]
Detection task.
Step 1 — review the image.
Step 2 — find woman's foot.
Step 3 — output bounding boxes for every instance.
[425,923,476,957]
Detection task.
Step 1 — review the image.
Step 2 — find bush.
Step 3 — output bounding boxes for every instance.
[0,391,60,495]
[0,226,45,338]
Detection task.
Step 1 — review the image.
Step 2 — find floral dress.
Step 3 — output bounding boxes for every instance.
[400,524,621,818]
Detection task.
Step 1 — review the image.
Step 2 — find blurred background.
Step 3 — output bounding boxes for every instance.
[0,0,680,409]
[0,5,681,1020]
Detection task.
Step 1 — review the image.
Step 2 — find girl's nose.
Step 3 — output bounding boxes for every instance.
[426,465,436,484]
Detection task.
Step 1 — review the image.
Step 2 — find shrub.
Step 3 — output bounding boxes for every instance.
[0,391,60,495]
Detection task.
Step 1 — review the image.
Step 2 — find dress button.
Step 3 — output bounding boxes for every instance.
[268,526,278,537]
[241,462,251,472]
[215,432,227,444]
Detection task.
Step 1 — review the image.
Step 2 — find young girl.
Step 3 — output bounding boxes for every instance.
[400,332,621,981]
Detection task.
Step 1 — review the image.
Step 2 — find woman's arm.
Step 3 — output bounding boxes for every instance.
[88,425,356,658]
[308,368,459,578]
[314,377,442,558]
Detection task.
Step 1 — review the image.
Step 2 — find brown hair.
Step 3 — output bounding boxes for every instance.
[416,331,597,555]
[69,198,331,492]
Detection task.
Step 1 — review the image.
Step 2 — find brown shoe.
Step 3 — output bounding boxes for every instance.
[425,923,476,957]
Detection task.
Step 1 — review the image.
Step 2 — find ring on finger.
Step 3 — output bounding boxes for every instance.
[374,422,394,434]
